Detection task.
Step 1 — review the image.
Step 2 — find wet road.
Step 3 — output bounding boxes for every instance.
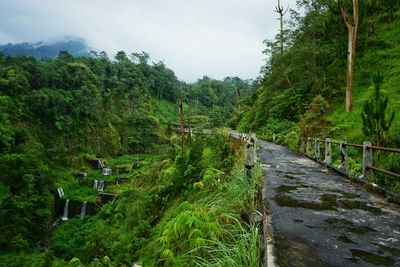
[260,140,400,267]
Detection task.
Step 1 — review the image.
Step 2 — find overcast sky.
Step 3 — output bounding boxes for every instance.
[0,0,298,82]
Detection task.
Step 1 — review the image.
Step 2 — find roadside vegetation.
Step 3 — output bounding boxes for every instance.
[230,1,400,191]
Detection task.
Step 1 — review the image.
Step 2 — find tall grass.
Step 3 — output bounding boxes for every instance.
[191,220,260,267]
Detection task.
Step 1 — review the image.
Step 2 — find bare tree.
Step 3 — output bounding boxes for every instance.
[274,0,289,54]
[340,0,359,112]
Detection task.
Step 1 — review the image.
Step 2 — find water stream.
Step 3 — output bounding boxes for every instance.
[80,201,87,217]
[61,199,69,221]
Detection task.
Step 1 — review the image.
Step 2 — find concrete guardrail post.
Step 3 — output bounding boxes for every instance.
[324,138,332,164]
[299,138,303,153]
[362,141,373,181]
[306,137,312,156]
[315,138,320,160]
[339,141,348,172]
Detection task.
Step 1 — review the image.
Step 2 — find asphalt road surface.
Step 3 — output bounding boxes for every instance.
[260,140,400,267]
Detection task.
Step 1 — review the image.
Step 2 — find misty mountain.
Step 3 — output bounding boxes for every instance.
[0,37,90,58]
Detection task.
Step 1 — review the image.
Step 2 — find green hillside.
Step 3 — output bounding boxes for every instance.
[0,50,258,265]
[231,1,400,189]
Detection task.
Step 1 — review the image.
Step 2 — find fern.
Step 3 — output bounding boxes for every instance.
[361,73,395,145]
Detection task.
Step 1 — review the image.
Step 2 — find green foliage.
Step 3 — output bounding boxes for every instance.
[184,76,254,126]
[158,202,225,264]
[0,49,246,254]
[0,252,48,267]
[0,138,53,251]
[299,94,331,137]
[232,0,400,192]
[361,73,395,145]
[135,135,261,266]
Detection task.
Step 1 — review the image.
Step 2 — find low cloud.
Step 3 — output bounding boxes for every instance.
[0,0,298,82]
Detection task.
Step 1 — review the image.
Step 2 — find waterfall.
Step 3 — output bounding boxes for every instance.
[57,188,64,198]
[93,179,98,189]
[98,180,104,192]
[102,168,112,176]
[62,199,69,221]
[80,201,87,217]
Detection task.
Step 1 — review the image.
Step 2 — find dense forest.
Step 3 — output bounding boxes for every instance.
[2,0,400,265]
[230,0,400,191]
[0,50,256,265]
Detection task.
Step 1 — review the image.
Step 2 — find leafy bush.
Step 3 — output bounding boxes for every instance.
[361,73,395,146]
[299,94,331,137]
[158,202,226,264]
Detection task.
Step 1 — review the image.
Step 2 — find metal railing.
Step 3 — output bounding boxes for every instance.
[298,137,400,197]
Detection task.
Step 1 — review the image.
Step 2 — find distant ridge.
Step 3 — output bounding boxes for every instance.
[0,36,90,58]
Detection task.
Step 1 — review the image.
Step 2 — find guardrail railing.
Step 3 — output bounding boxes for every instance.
[298,137,400,197]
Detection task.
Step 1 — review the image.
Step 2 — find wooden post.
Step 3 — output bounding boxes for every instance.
[179,96,185,156]
[362,141,373,181]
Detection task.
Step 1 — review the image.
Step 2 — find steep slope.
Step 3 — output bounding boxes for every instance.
[231,2,400,190]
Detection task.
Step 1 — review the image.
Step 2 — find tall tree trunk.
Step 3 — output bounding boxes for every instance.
[275,0,287,54]
[341,0,359,112]
[178,96,186,156]
[280,2,284,54]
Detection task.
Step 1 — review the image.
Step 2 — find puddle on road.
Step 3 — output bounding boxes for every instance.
[274,192,338,211]
[350,249,395,266]
[338,234,357,244]
[275,235,330,267]
[377,244,400,256]
[275,185,298,193]
[338,199,382,214]
[325,218,376,235]
[284,174,297,180]
[273,184,383,214]
[343,192,359,199]
[327,189,359,199]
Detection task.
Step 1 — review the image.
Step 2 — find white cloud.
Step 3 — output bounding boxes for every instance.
[0,0,298,82]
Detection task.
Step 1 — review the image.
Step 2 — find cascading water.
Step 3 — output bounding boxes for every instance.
[80,201,87,217]
[93,179,98,189]
[57,188,64,198]
[98,180,104,192]
[102,168,112,176]
[62,199,69,221]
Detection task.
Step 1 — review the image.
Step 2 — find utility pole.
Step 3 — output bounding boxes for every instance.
[179,96,186,156]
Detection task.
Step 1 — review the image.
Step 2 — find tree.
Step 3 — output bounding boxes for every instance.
[361,73,395,146]
[274,0,289,54]
[340,0,359,112]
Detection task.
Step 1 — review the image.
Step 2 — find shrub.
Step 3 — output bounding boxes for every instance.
[361,73,395,146]
[299,94,331,137]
